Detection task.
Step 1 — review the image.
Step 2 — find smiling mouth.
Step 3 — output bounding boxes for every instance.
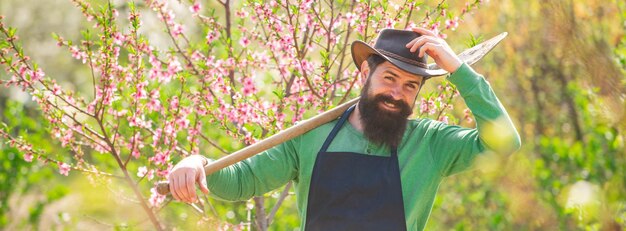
[380,100,400,111]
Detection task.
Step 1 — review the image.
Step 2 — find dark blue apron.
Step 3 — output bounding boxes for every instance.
[305,105,407,231]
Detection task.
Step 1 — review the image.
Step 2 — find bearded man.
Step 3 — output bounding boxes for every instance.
[167,27,521,231]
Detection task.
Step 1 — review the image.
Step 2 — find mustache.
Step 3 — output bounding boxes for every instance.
[372,94,411,115]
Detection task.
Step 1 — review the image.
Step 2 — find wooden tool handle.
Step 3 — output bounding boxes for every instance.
[156,98,359,195]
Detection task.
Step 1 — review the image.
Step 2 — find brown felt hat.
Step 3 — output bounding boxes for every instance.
[351,28,508,79]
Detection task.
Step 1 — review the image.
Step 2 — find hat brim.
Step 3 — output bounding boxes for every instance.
[351,40,448,78]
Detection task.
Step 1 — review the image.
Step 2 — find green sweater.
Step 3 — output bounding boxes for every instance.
[206,63,521,230]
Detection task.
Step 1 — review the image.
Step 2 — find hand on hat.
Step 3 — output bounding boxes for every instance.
[405,27,463,73]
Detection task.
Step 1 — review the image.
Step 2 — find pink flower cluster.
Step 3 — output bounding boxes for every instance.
[58,162,71,176]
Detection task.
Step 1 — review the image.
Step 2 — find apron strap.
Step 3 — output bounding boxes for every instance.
[319,105,355,153]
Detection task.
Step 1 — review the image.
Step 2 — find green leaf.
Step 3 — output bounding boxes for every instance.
[272,90,284,98]
[0,40,9,49]
[81,30,91,40]
[466,34,484,48]
[7,27,16,37]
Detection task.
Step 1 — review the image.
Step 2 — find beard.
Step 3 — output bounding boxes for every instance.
[358,80,413,148]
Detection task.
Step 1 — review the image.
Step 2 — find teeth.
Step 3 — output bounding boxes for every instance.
[383,101,396,108]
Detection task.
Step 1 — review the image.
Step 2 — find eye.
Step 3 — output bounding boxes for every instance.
[406,83,418,90]
[384,76,394,81]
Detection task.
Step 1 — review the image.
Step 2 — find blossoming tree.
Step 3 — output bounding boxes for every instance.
[0,0,483,229]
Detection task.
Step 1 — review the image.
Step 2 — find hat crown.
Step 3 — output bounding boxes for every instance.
[351,28,507,78]
[374,29,427,67]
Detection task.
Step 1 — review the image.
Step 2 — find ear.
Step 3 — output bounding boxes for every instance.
[359,61,370,84]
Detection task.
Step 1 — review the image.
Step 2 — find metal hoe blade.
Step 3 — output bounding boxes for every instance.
[429,32,509,69]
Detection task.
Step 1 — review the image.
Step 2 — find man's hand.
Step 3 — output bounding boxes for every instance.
[405,27,463,73]
[167,155,210,203]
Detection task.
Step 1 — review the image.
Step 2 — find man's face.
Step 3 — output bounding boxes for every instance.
[358,61,424,148]
[363,61,424,112]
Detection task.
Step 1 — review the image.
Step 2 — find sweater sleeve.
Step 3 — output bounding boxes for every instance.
[205,137,300,201]
[430,63,521,176]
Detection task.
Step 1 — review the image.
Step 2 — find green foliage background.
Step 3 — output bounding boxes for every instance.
[1,0,625,230]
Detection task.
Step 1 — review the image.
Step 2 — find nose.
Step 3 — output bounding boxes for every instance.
[389,85,403,100]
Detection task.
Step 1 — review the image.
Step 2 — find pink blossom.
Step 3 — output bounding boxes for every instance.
[113,32,125,45]
[430,22,440,35]
[420,98,429,114]
[242,77,256,96]
[239,37,251,47]
[439,115,449,124]
[92,140,110,153]
[163,122,175,137]
[129,133,143,158]
[147,90,162,111]
[299,0,314,11]
[251,52,269,67]
[150,150,170,166]
[95,85,103,100]
[132,149,141,159]
[58,162,71,176]
[61,128,73,147]
[146,169,155,180]
[148,68,160,80]
[384,18,396,28]
[159,63,179,83]
[129,115,145,127]
[445,17,460,31]
[244,133,257,145]
[101,84,116,106]
[31,68,45,82]
[189,2,201,13]
[172,23,184,37]
[464,108,474,123]
[137,166,148,177]
[149,187,166,207]
[157,165,171,178]
[128,12,142,27]
[132,81,148,100]
[23,152,33,162]
[17,65,28,79]
[87,102,96,114]
[356,23,366,35]
[69,46,87,63]
[149,54,160,67]
[236,10,249,18]
[5,75,17,87]
[191,51,204,61]
[345,13,356,26]
[146,98,162,112]
[176,116,190,129]
[152,128,163,147]
[169,96,179,110]
[206,31,220,44]
[159,9,177,28]
[197,106,207,116]
[298,59,314,73]
[113,47,121,59]
[52,84,62,95]
[167,58,182,74]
